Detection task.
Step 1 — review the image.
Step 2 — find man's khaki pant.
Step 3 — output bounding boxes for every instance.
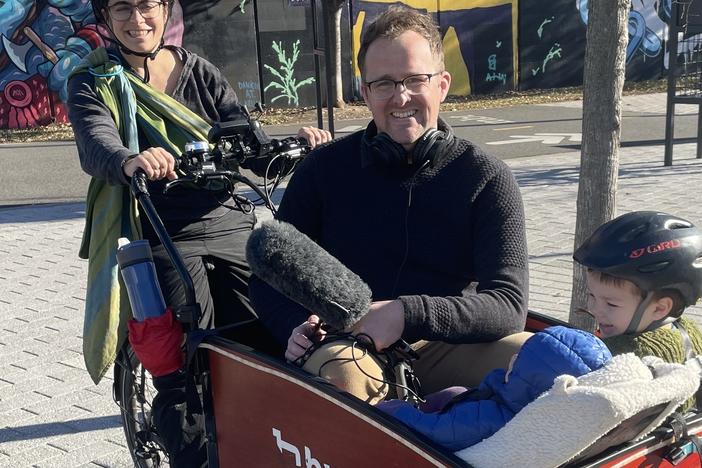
[302,332,533,404]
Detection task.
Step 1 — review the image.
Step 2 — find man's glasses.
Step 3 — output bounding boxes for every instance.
[107,1,164,21]
[364,72,442,100]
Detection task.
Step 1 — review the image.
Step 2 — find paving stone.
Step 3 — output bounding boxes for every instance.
[33,440,127,468]
[78,451,134,468]
[0,445,64,467]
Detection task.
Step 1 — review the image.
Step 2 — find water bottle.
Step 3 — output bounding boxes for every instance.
[116,238,167,321]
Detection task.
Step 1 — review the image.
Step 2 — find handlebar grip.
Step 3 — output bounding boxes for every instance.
[131,168,149,196]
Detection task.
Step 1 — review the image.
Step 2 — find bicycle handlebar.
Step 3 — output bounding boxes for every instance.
[126,115,308,326]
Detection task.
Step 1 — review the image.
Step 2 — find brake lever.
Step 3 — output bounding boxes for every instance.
[163,176,202,195]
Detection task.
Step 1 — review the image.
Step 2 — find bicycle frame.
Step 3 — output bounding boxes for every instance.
[130,171,200,328]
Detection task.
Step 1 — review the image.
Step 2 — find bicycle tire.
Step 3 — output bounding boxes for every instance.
[114,344,170,467]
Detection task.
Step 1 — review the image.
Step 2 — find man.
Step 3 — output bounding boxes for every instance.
[249,6,530,402]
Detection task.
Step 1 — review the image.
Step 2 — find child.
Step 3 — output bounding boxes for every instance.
[376,326,611,451]
[574,211,702,366]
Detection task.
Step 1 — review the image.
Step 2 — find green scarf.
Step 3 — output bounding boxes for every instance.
[74,48,211,384]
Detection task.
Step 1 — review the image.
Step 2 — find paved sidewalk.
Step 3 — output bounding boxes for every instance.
[0,205,131,467]
[1,94,701,466]
[509,143,702,323]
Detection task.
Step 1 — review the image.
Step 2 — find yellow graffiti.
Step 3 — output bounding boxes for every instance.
[353,1,519,94]
[444,26,471,95]
[353,10,366,77]
[361,0,513,11]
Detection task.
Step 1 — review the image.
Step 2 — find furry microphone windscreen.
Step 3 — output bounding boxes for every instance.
[246,219,372,330]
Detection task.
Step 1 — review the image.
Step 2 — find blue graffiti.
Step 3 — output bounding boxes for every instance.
[486,72,507,84]
[1,0,97,101]
[577,0,671,63]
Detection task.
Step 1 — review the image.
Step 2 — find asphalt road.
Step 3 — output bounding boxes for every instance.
[1,94,698,206]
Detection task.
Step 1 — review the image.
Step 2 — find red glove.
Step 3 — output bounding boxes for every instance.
[128,308,184,377]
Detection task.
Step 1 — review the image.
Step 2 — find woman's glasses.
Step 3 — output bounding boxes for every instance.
[107,1,164,21]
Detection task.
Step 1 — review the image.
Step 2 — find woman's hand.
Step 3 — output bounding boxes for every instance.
[297,126,332,149]
[122,147,178,181]
[285,314,327,363]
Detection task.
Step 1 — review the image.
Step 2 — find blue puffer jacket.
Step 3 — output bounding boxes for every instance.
[381,326,612,451]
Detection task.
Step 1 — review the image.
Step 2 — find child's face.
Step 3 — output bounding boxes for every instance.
[585,271,660,337]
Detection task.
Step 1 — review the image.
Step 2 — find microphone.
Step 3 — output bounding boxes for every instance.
[245,219,371,330]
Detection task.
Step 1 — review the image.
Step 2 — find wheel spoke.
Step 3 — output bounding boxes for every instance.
[115,345,171,467]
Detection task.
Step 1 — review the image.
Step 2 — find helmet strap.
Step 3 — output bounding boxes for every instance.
[117,38,164,84]
[624,291,655,334]
[643,315,677,332]
[103,19,165,84]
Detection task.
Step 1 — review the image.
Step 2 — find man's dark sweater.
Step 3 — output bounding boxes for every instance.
[249,122,529,346]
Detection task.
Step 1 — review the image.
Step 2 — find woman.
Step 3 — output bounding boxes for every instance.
[68,0,330,382]
[67,2,329,464]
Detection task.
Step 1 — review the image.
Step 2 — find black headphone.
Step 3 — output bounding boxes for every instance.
[364,126,453,168]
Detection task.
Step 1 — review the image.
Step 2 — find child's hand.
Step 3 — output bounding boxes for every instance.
[285,314,327,363]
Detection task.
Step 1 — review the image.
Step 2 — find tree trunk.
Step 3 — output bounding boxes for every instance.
[568,0,631,330]
[324,0,346,109]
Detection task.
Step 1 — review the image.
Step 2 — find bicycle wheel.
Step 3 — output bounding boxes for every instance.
[114,344,170,467]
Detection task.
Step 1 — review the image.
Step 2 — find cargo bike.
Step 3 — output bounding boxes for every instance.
[112,113,702,468]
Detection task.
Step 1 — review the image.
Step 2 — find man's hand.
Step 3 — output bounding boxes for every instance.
[349,300,405,352]
[122,147,178,181]
[285,314,327,363]
[297,127,332,148]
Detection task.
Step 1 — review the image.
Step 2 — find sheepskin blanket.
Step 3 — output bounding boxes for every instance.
[455,354,700,468]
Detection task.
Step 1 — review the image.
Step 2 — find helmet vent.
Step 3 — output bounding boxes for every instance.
[637,261,671,273]
[664,219,692,230]
[619,224,648,242]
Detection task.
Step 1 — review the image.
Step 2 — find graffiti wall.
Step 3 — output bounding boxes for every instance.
[519,0,672,90]
[178,0,325,109]
[0,0,321,130]
[0,0,102,129]
[518,1,581,90]
[350,0,684,96]
[181,1,262,108]
[0,0,694,130]
[257,1,316,107]
[352,0,518,96]
[0,0,189,130]
[258,0,354,108]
